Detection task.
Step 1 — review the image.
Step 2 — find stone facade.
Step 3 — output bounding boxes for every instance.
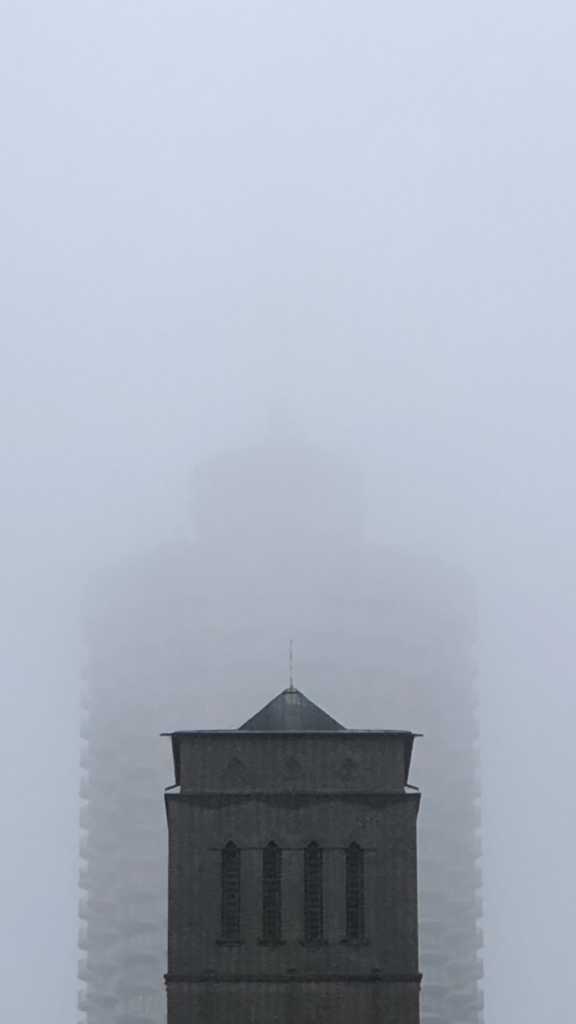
[165,691,421,1023]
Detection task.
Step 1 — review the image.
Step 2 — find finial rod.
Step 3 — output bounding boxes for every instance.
[289,639,295,691]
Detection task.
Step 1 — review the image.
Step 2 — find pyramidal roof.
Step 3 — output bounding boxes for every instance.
[239,687,345,732]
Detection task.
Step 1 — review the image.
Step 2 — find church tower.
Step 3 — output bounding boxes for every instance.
[164,686,421,1023]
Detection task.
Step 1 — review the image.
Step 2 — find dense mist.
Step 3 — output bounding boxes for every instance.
[2,2,576,1022]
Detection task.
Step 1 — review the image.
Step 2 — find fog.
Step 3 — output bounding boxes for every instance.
[1,1,576,1021]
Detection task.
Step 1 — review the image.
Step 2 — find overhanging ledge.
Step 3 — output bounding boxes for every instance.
[165,972,423,985]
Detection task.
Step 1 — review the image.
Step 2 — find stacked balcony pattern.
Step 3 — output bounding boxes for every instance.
[78,453,483,1024]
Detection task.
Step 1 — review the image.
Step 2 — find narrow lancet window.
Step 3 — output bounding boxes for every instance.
[220,841,241,941]
[304,841,323,943]
[345,842,365,941]
[262,842,282,942]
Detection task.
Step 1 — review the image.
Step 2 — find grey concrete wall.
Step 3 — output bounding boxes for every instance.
[166,979,421,1024]
[167,732,420,1021]
[176,733,411,794]
[166,783,420,1024]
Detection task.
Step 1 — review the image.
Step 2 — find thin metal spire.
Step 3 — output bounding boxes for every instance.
[288,639,295,691]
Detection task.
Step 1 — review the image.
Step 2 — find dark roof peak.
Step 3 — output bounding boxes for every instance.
[239,687,345,732]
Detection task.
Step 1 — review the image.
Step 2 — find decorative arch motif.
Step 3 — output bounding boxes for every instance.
[220,757,249,788]
[339,757,359,783]
[303,841,324,943]
[220,841,241,941]
[283,756,304,782]
[345,842,365,941]
[261,842,282,943]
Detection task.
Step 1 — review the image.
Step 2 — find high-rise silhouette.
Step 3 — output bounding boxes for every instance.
[78,442,482,1024]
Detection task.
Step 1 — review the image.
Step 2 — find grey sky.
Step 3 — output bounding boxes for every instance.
[1,2,576,1020]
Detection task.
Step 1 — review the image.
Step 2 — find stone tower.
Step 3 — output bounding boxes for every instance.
[164,686,421,1024]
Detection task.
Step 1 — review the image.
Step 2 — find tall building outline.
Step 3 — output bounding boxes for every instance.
[78,443,483,1024]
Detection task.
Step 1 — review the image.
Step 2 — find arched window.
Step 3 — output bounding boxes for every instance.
[345,842,365,941]
[220,841,241,941]
[304,842,323,943]
[262,842,282,943]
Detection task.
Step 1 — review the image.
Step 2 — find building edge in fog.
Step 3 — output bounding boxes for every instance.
[77,441,483,1024]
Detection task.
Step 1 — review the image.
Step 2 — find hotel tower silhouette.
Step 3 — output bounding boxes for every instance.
[78,442,482,1024]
